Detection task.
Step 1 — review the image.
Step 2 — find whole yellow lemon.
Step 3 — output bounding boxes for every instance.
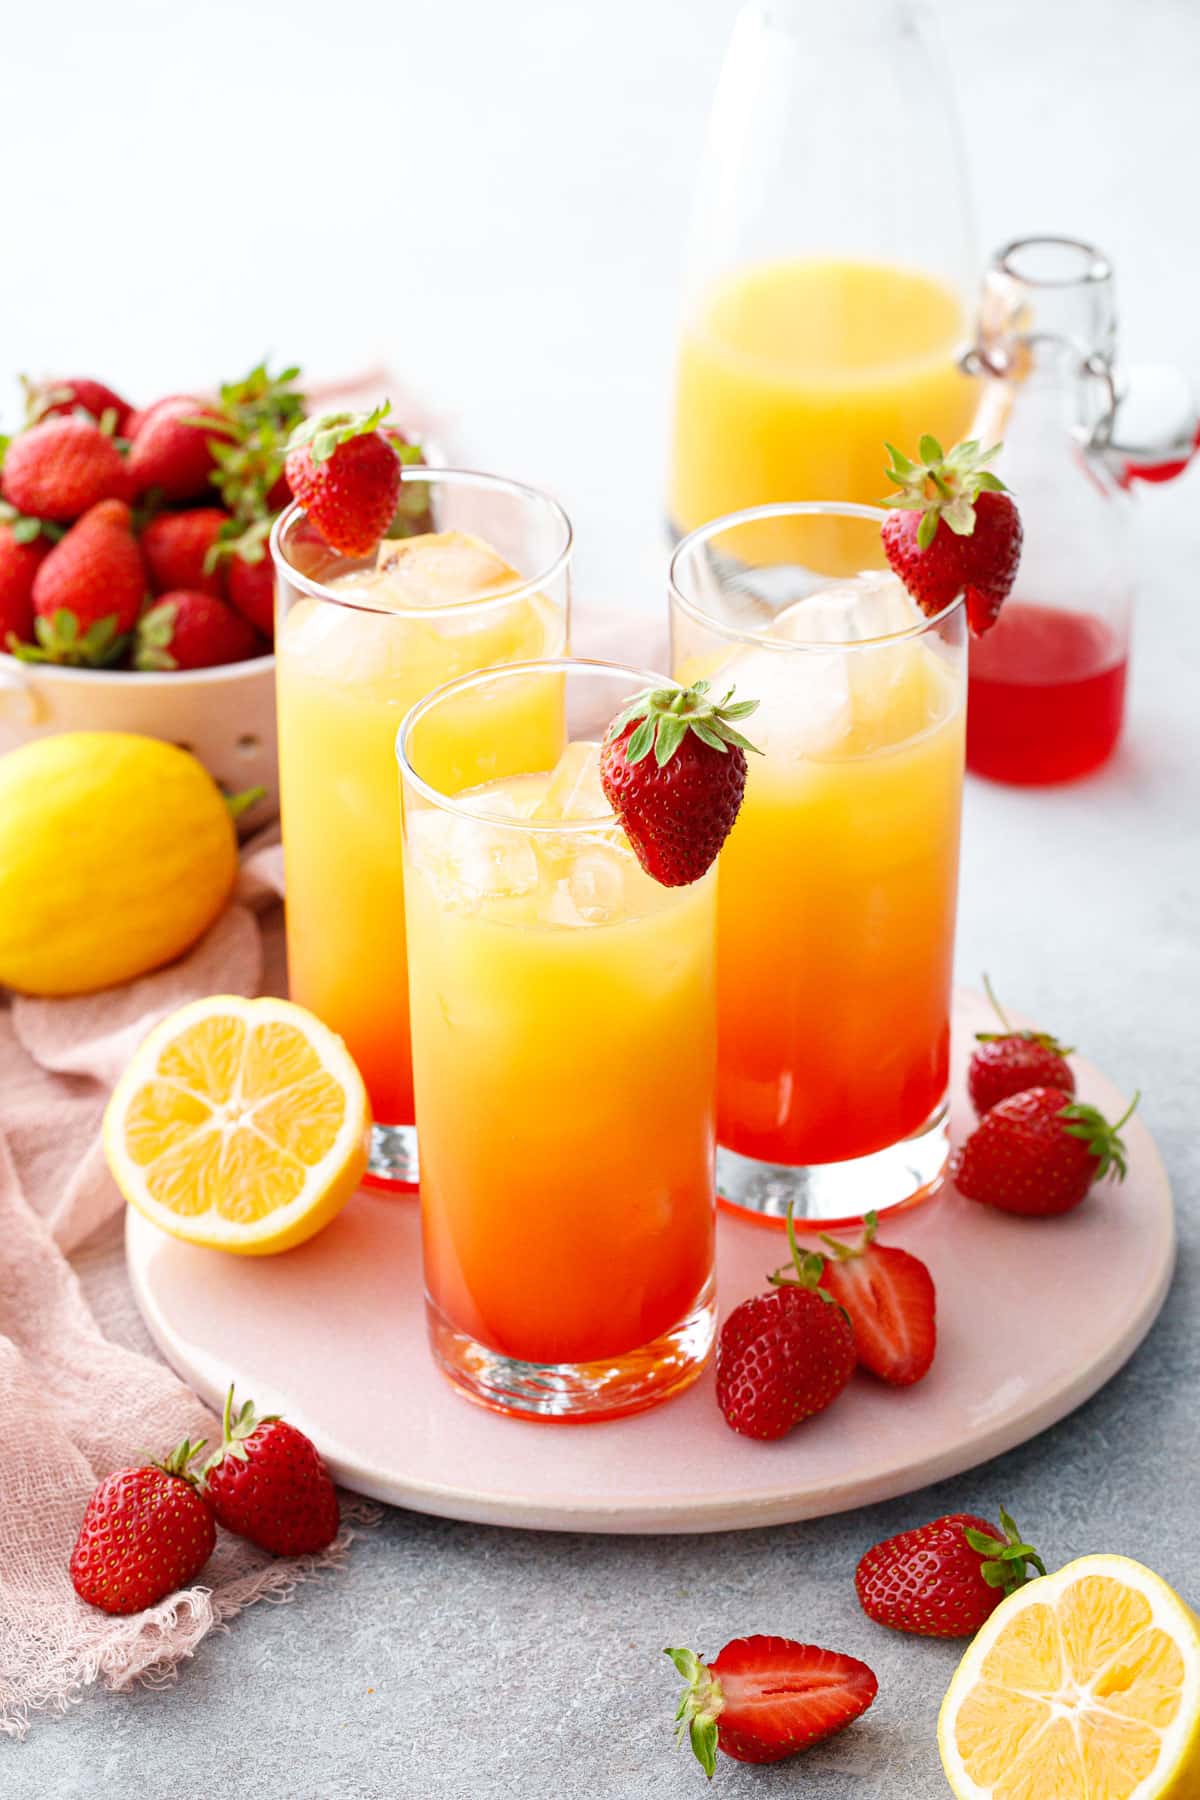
[0,732,238,996]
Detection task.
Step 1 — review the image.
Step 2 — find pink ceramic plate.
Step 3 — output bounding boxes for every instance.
[125,991,1173,1533]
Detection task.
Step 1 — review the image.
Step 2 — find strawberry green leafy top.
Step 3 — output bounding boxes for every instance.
[883,435,1010,549]
[286,400,392,465]
[606,678,761,768]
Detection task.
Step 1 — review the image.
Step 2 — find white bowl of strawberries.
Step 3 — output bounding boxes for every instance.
[0,364,429,827]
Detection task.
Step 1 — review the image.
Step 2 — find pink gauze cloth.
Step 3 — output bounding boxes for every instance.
[0,831,378,1740]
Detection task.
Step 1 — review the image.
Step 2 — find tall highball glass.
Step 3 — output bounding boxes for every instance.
[670,502,966,1223]
[272,470,571,1189]
[398,659,717,1419]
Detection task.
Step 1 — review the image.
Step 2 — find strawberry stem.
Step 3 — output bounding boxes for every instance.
[766,1202,844,1310]
[201,1383,280,1478]
[1112,1090,1141,1133]
[974,974,1074,1055]
[151,1436,208,1485]
[982,972,1012,1033]
[818,1210,879,1263]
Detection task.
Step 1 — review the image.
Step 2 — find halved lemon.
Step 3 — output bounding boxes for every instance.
[939,1554,1200,1800]
[105,995,371,1255]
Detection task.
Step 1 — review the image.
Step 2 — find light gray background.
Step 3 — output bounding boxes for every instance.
[5,1,1199,1795]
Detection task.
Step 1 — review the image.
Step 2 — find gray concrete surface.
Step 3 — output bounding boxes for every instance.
[4,0,1199,1794]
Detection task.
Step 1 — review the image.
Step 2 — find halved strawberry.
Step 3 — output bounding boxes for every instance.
[666,1636,878,1775]
[816,1211,936,1387]
[881,435,1023,636]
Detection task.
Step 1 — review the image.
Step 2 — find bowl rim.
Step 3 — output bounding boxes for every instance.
[0,648,276,686]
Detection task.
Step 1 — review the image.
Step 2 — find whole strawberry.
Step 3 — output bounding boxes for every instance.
[881,435,1023,636]
[23,498,146,665]
[952,1087,1137,1217]
[817,1210,936,1387]
[381,427,434,537]
[266,469,292,510]
[70,1439,215,1615]
[123,392,195,443]
[202,1386,339,1555]
[855,1507,1045,1638]
[127,396,235,503]
[225,550,274,637]
[666,1636,878,1775]
[969,974,1075,1116]
[24,374,132,433]
[136,590,259,671]
[284,405,402,556]
[716,1214,856,1440]
[140,506,230,597]
[2,414,130,521]
[0,519,52,645]
[212,517,275,636]
[599,679,760,887]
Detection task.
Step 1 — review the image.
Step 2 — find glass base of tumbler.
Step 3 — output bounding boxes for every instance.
[426,1274,717,1422]
[716,1099,950,1227]
[363,1123,419,1192]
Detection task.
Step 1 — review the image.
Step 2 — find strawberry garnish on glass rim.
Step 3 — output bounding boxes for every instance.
[598,679,760,889]
[284,401,403,557]
[881,434,1023,637]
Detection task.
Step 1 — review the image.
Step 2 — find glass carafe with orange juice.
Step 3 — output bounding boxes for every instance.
[668,0,978,571]
[272,471,571,1189]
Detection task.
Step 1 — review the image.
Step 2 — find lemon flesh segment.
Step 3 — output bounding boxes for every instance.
[105,995,371,1255]
[939,1555,1200,1800]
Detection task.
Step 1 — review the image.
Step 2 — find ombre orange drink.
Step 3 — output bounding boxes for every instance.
[272,473,571,1185]
[398,660,717,1420]
[671,503,966,1223]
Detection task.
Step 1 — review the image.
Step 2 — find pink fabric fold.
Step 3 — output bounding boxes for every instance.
[0,610,651,1736]
[0,835,376,1740]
